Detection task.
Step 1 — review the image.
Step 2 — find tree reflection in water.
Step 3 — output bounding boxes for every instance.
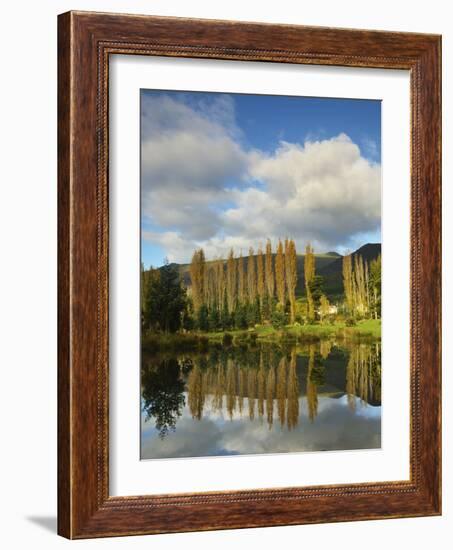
[141,340,381,439]
[141,357,186,438]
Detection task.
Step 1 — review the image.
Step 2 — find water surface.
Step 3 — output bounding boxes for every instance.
[141,340,381,459]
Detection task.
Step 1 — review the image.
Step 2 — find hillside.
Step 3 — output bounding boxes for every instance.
[317,243,381,296]
[164,243,381,301]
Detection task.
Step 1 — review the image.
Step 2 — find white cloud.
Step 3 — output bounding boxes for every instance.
[141,94,381,263]
[224,134,381,253]
[141,393,381,459]
[141,94,249,243]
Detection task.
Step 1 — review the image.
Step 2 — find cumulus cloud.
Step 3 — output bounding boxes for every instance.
[141,94,249,243]
[224,134,381,253]
[141,93,381,263]
[141,393,381,459]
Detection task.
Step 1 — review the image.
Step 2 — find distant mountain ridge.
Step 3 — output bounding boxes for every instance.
[162,243,381,300]
[319,243,381,276]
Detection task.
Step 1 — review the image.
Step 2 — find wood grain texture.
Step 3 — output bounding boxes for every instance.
[57,10,442,539]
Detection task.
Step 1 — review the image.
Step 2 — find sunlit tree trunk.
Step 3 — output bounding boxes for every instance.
[275,240,286,308]
[265,239,275,299]
[189,248,206,312]
[215,259,225,312]
[226,248,237,314]
[285,238,298,324]
[342,253,354,317]
[237,252,246,304]
[247,247,257,303]
[257,245,265,305]
[304,243,315,322]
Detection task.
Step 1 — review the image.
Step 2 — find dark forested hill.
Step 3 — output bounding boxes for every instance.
[317,243,381,296]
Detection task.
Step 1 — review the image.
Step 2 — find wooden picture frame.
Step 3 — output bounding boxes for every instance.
[58,10,441,539]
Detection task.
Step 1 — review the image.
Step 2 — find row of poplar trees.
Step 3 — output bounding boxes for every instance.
[342,253,381,320]
[141,242,381,334]
[189,239,301,328]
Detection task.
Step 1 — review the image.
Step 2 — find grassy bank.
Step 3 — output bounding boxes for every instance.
[204,319,380,342]
[142,319,381,352]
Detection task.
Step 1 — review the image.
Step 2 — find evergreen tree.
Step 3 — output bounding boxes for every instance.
[197,304,209,332]
[221,295,231,330]
[234,303,248,329]
[271,308,287,329]
[246,300,259,327]
[208,304,220,331]
[262,293,271,321]
[254,295,261,324]
[182,296,195,331]
[141,262,153,327]
[308,275,324,310]
[141,358,185,438]
[143,262,187,333]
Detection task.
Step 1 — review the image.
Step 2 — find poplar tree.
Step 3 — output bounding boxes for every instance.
[265,239,275,299]
[205,265,217,311]
[247,247,257,302]
[275,239,286,307]
[256,245,265,303]
[285,238,298,323]
[304,243,315,322]
[237,251,246,304]
[342,253,354,317]
[215,259,225,312]
[353,254,368,317]
[286,350,299,430]
[189,248,206,312]
[369,254,382,319]
[226,248,237,313]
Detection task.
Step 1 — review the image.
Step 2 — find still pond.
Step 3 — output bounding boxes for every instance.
[141,340,381,459]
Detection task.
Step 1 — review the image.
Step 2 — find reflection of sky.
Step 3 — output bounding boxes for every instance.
[141,393,381,460]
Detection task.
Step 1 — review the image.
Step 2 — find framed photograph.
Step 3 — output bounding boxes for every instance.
[58,11,441,538]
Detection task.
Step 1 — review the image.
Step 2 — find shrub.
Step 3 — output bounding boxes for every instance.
[271,310,287,330]
[345,317,357,327]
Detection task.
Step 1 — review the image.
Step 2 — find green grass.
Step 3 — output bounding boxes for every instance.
[201,319,380,343]
[143,319,381,351]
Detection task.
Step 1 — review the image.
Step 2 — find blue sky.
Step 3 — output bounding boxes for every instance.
[141,90,381,267]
